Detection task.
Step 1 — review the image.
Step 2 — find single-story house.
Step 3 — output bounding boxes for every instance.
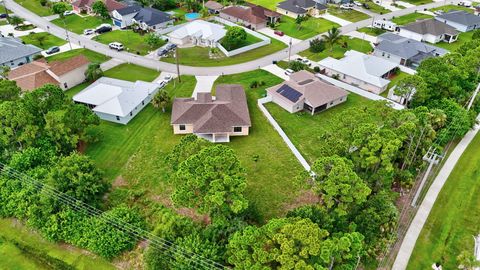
[205,0,224,14]
[0,36,42,68]
[435,10,480,32]
[219,4,281,30]
[8,55,90,91]
[171,84,251,143]
[168,20,226,48]
[374,32,448,69]
[399,19,459,43]
[318,50,399,94]
[276,0,327,18]
[267,70,348,114]
[71,0,125,15]
[73,77,160,124]
[475,5,480,16]
[112,5,173,30]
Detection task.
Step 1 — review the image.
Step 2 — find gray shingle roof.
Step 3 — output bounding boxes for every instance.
[277,0,325,14]
[115,5,141,15]
[436,10,480,26]
[133,7,172,26]
[402,19,459,36]
[376,33,448,59]
[0,37,42,64]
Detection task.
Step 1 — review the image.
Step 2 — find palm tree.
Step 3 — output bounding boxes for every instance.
[34,33,48,47]
[322,27,341,52]
[152,90,171,113]
[8,16,23,27]
[84,63,103,82]
[295,15,307,30]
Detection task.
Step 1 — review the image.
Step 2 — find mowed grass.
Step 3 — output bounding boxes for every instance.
[161,38,287,67]
[221,33,262,51]
[14,0,53,16]
[328,6,371,22]
[400,0,433,4]
[0,219,115,270]
[46,48,111,63]
[357,26,386,36]
[277,16,340,40]
[264,93,375,163]
[20,32,66,49]
[94,30,166,56]
[407,132,480,269]
[299,36,373,61]
[435,30,474,52]
[103,63,160,82]
[247,0,283,10]
[52,14,110,34]
[430,4,474,13]
[357,0,390,14]
[86,70,304,221]
[391,12,433,25]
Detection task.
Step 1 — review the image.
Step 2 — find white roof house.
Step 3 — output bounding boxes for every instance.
[168,20,227,47]
[73,77,159,124]
[318,50,399,94]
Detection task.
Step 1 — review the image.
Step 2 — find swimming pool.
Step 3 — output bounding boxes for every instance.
[185,13,201,21]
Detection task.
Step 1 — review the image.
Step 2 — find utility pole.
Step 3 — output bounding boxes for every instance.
[467,81,480,111]
[288,38,292,62]
[411,147,441,207]
[175,46,181,83]
[61,17,72,50]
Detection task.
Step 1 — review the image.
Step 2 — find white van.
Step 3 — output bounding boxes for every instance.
[109,42,124,51]
[373,20,398,31]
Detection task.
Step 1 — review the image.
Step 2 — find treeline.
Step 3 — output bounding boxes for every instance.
[0,83,145,259]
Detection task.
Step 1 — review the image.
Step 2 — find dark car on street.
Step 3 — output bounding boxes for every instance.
[45,46,60,55]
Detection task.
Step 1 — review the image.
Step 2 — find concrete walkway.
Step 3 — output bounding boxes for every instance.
[40,42,80,57]
[257,97,311,171]
[392,114,480,270]
[257,27,301,45]
[261,64,289,81]
[345,30,377,45]
[317,74,405,110]
[396,1,416,8]
[320,13,352,26]
[0,23,44,37]
[43,14,59,21]
[100,58,125,72]
[192,76,218,98]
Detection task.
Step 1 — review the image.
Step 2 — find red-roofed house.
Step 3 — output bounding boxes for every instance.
[8,55,90,91]
[71,0,125,15]
[219,4,281,30]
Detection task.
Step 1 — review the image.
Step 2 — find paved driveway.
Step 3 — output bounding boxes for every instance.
[192,76,218,97]
[0,23,44,37]
[320,13,352,26]
[257,27,301,45]
[261,64,289,81]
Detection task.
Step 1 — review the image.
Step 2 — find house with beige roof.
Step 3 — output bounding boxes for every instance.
[398,19,459,43]
[267,70,348,114]
[219,4,281,30]
[171,84,251,143]
[8,55,90,91]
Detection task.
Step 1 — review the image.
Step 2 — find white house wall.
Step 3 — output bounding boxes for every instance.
[398,29,424,41]
[321,67,386,94]
[57,64,89,90]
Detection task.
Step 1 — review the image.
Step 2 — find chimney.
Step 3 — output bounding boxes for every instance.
[197,92,212,102]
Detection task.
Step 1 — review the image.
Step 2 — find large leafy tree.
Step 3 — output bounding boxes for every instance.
[165,134,211,171]
[152,90,170,113]
[394,75,427,107]
[85,63,103,82]
[92,1,109,19]
[51,2,69,17]
[171,145,249,219]
[221,26,247,51]
[0,80,20,102]
[323,26,341,52]
[310,155,371,216]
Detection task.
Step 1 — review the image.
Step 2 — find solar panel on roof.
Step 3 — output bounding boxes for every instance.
[276,84,302,102]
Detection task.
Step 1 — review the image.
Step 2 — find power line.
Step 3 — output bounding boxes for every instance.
[0,163,225,270]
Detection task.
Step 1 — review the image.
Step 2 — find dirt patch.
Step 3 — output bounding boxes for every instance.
[77,141,87,153]
[112,176,129,188]
[176,207,211,225]
[282,189,321,213]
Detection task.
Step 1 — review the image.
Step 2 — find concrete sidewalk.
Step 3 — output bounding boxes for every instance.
[392,114,480,270]
[100,58,125,72]
[345,30,377,45]
[261,64,289,81]
[320,13,352,26]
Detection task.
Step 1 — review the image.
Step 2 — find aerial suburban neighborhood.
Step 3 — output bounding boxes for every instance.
[1,0,480,269]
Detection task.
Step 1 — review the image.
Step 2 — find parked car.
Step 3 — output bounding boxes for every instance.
[158,80,167,88]
[285,69,294,76]
[63,10,75,16]
[165,43,177,51]
[363,3,370,9]
[83,29,94,35]
[459,0,472,6]
[353,1,362,6]
[340,4,353,9]
[95,24,112,34]
[45,46,60,55]
[0,13,7,19]
[157,48,169,57]
[274,30,284,36]
[163,74,173,83]
[109,42,124,51]
[433,10,444,15]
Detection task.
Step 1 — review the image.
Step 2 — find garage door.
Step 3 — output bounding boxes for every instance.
[113,19,122,27]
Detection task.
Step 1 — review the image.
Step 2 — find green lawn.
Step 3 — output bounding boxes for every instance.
[0,219,114,270]
[52,14,110,34]
[358,0,390,14]
[435,31,474,52]
[328,6,371,22]
[430,4,474,13]
[399,0,433,4]
[46,48,111,63]
[66,82,90,99]
[161,39,287,67]
[221,33,262,51]
[20,32,66,50]
[265,93,375,163]
[247,0,283,10]
[357,27,386,36]
[14,0,53,16]
[0,20,8,26]
[299,36,373,61]
[391,12,434,25]
[103,63,159,82]
[277,16,340,40]
[93,30,165,56]
[408,132,480,269]
[86,69,304,221]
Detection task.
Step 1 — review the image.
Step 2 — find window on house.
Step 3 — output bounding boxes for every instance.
[330,102,333,105]
[116,116,120,121]
[130,112,133,116]
[142,101,144,105]
[179,125,186,131]
[64,82,68,88]
[233,127,242,133]
[382,52,385,57]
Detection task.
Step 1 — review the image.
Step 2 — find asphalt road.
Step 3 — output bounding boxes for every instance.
[3,0,459,76]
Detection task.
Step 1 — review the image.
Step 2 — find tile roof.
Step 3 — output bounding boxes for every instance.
[436,10,480,26]
[71,0,95,9]
[168,20,226,42]
[277,0,325,13]
[319,50,398,88]
[267,70,348,108]
[133,7,172,26]
[376,32,448,59]
[171,84,251,133]
[11,70,59,91]
[115,5,142,15]
[221,6,267,24]
[205,0,224,10]
[402,19,459,36]
[73,0,125,12]
[0,37,42,64]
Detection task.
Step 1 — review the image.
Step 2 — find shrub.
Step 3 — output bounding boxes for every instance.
[249,80,258,88]
[288,60,307,72]
[314,66,320,73]
[309,38,326,53]
[472,29,480,40]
